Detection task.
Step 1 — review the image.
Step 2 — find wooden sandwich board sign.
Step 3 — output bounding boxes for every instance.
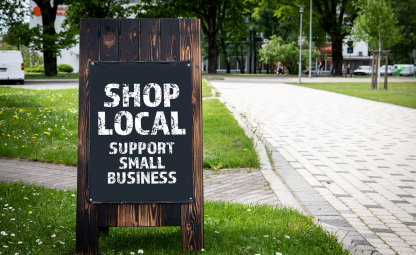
[77,19,203,254]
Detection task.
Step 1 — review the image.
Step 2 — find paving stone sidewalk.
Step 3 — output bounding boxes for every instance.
[0,158,280,206]
[211,80,416,255]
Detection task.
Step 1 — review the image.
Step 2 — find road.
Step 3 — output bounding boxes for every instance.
[210,78,416,255]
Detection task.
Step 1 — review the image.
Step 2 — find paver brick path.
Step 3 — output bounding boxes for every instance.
[0,158,280,206]
[211,80,416,254]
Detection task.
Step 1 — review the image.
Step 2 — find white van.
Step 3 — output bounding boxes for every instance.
[0,51,25,84]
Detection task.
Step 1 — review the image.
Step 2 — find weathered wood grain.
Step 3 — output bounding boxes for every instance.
[121,19,139,61]
[140,19,160,61]
[160,18,182,226]
[100,19,119,61]
[180,19,204,251]
[98,19,120,230]
[76,18,99,255]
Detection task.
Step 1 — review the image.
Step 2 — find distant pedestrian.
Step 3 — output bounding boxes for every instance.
[317,62,322,75]
[277,61,283,75]
[346,63,350,74]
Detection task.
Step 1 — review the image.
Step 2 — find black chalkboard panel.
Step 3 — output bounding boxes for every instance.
[88,61,193,203]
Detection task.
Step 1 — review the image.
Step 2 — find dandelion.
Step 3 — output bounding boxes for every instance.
[7,134,10,137]
[50,107,54,110]
[32,137,36,139]
[47,96,50,98]
[1,231,7,235]
[51,99,53,101]
[22,146,25,148]
[44,132,50,135]
[52,234,56,238]
[69,103,72,105]
[13,115,19,119]
[30,92,32,95]
[35,134,38,136]
[19,109,23,112]
[138,250,144,254]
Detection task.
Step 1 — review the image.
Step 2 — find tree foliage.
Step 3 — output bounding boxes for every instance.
[63,0,132,31]
[133,0,258,74]
[258,35,320,74]
[0,0,26,34]
[352,0,402,51]
[390,0,416,63]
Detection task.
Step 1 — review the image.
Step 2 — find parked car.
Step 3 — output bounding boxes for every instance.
[0,51,25,84]
[380,65,397,76]
[394,64,414,75]
[353,66,372,75]
[399,66,415,76]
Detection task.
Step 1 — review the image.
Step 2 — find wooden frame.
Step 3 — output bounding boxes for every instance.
[77,18,203,254]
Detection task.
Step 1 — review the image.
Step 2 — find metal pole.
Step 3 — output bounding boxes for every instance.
[299,12,303,83]
[309,0,312,78]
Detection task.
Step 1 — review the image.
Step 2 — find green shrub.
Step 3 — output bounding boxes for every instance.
[25,67,44,73]
[58,64,74,73]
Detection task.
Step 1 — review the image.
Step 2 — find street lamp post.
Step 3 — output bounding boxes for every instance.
[299,5,304,84]
[309,0,312,79]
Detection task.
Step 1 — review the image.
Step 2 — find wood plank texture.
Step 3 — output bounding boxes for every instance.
[98,19,119,229]
[139,18,161,227]
[140,19,160,61]
[180,19,204,251]
[121,19,139,61]
[160,18,182,226]
[76,18,99,255]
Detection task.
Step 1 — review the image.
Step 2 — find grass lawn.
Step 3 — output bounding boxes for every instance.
[292,82,416,109]
[0,83,258,169]
[0,182,349,255]
[202,79,214,98]
[25,73,79,79]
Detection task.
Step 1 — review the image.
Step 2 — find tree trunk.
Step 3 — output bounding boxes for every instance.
[219,37,231,73]
[331,36,343,76]
[205,7,220,74]
[36,0,58,76]
[254,48,257,74]
[266,64,269,74]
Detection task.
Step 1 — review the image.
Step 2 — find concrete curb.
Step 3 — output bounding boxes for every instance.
[25,79,78,84]
[206,79,370,255]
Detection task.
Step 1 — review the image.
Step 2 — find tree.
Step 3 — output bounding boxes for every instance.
[262,0,358,75]
[63,0,132,31]
[390,0,416,63]
[0,0,26,34]
[258,35,320,74]
[133,0,257,74]
[352,0,402,88]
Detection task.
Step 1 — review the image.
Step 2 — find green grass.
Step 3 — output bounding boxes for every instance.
[203,99,259,169]
[0,87,258,169]
[25,73,79,79]
[0,182,349,255]
[291,82,416,109]
[202,79,214,97]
